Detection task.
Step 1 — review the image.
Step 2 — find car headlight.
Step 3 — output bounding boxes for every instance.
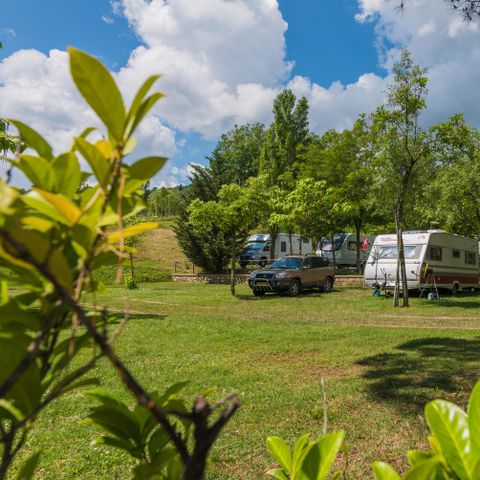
[275,272,286,279]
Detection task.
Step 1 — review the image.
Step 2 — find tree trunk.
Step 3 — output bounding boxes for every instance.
[269,227,278,261]
[399,228,409,307]
[331,233,336,269]
[129,252,135,282]
[288,232,293,255]
[355,223,361,274]
[230,237,236,296]
[394,210,401,307]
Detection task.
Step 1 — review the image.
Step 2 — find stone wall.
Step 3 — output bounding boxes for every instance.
[171,273,364,286]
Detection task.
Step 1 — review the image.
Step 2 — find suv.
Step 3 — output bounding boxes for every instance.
[248,255,335,297]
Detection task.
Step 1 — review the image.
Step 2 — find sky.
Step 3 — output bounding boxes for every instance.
[1,0,480,187]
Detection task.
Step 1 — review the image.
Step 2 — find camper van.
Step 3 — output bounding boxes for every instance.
[238,233,312,267]
[364,230,479,292]
[318,233,376,268]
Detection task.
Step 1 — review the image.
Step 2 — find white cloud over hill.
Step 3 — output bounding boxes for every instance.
[1,0,480,185]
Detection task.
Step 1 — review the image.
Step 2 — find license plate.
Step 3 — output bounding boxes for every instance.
[255,281,269,286]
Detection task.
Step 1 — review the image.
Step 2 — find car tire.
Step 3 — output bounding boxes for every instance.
[288,279,301,297]
[253,290,265,297]
[322,276,334,293]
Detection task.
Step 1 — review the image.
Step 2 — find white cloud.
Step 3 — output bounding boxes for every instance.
[356,0,480,127]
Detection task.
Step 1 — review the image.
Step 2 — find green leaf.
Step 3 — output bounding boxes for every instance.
[299,432,344,480]
[127,93,164,138]
[69,48,126,140]
[9,120,53,160]
[74,137,110,187]
[16,452,41,480]
[407,450,437,467]
[0,280,6,305]
[127,75,161,123]
[267,468,290,480]
[16,155,53,189]
[52,152,81,198]
[266,437,292,472]
[128,156,167,182]
[148,427,170,460]
[372,462,401,480]
[468,381,480,459]
[404,458,443,480]
[0,399,25,421]
[292,434,313,477]
[425,400,474,480]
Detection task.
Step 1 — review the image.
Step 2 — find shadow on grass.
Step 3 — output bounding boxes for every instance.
[237,289,329,301]
[357,336,480,414]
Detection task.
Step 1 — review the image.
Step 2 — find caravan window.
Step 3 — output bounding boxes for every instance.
[465,251,476,265]
[452,249,460,259]
[427,246,442,261]
[377,245,420,259]
[280,241,287,252]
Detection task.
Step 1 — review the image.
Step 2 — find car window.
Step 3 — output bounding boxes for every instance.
[302,258,313,269]
[311,257,327,268]
[270,257,302,270]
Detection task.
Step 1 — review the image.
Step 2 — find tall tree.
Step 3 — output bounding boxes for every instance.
[374,49,431,307]
[260,89,310,188]
[429,114,480,239]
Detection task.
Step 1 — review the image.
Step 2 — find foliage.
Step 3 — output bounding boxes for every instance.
[260,89,310,188]
[188,176,270,294]
[124,273,138,289]
[147,187,184,217]
[0,48,239,480]
[373,49,431,307]
[266,432,345,480]
[373,380,480,480]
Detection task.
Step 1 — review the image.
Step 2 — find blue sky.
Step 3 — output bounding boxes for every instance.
[1,1,479,186]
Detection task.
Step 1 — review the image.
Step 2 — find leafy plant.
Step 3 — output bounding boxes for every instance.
[266,432,345,480]
[0,47,239,480]
[373,380,480,480]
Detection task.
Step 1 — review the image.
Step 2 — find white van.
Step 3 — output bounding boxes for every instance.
[319,233,376,268]
[238,233,312,267]
[364,230,479,292]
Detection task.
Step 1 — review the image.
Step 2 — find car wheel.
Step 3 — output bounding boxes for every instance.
[322,276,334,293]
[253,290,265,297]
[288,279,301,297]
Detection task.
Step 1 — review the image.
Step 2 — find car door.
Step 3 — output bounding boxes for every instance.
[300,258,317,286]
[311,256,330,286]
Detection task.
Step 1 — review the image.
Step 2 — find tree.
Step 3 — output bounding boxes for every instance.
[260,89,310,188]
[298,116,381,272]
[429,114,480,239]
[176,123,266,272]
[188,177,268,295]
[373,49,431,307]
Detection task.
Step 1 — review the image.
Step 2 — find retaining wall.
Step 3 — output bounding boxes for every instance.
[171,273,364,286]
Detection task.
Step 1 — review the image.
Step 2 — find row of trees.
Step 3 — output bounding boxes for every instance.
[177,49,480,306]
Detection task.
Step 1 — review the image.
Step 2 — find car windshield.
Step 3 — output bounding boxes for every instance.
[269,257,302,270]
[242,242,266,253]
[320,234,346,251]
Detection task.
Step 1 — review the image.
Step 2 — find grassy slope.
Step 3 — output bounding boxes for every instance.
[18,284,480,479]
[96,217,193,284]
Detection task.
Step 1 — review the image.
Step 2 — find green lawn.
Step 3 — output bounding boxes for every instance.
[18,283,480,479]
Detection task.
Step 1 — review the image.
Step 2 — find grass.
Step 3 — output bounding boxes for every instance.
[14,284,480,479]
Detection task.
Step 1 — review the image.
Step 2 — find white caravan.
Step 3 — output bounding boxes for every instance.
[364,230,479,291]
[319,233,376,268]
[238,233,313,267]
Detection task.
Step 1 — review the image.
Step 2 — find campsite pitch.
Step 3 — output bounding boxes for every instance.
[17,283,480,479]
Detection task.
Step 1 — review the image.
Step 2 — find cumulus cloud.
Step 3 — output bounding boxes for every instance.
[356,0,480,127]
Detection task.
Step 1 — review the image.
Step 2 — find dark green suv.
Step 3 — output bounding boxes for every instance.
[248,255,335,297]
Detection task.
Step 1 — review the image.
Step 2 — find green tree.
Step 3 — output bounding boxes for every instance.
[260,89,310,188]
[188,177,268,295]
[373,49,431,307]
[429,114,480,240]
